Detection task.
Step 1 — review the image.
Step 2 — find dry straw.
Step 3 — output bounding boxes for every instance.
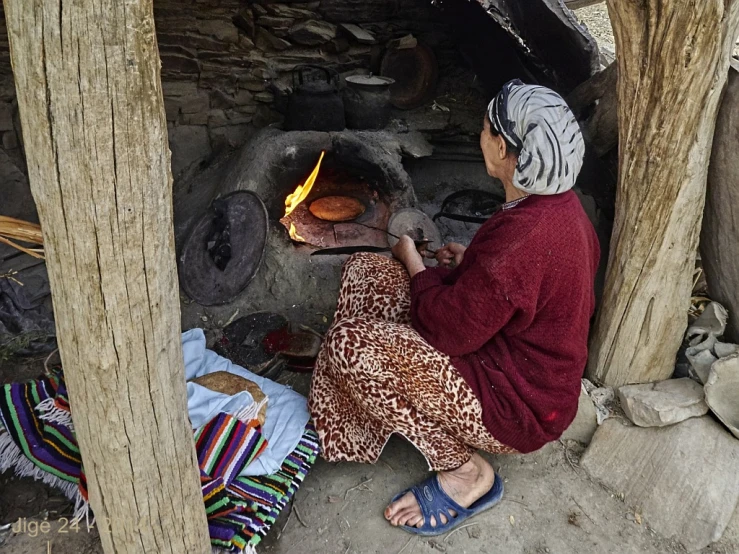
[0,215,44,259]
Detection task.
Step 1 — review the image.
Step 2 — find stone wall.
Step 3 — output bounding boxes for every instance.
[0,0,455,210]
[157,0,454,178]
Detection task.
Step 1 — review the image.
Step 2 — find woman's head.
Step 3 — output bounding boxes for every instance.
[480,116,519,182]
[482,80,585,195]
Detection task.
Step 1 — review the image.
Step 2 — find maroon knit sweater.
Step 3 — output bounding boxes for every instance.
[410,191,599,453]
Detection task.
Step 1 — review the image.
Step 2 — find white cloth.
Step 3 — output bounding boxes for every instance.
[182,328,310,476]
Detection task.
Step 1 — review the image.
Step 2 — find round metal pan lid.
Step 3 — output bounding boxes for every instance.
[179,191,268,306]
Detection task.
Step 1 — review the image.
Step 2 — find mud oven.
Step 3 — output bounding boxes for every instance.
[178,128,433,322]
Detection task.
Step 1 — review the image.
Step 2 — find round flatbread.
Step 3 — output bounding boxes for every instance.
[309,196,366,222]
[191,371,267,426]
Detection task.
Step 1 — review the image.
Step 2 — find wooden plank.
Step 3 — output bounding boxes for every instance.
[2,0,211,551]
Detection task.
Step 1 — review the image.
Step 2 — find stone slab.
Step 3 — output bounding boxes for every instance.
[705,354,739,439]
[581,417,739,551]
[617,378,708,427]
[289,20,336,46]
[255,26,292,51]
[340,23,376,44]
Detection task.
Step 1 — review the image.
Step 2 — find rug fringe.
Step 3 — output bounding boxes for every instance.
[35,397,75,431]
[0,429,86,516]
[234,397,268,425]
[212,545,257,554]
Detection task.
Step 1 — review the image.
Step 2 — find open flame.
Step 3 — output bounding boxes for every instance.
[284,151,325,242]
[289,222,305,242]
[285,151,326,218]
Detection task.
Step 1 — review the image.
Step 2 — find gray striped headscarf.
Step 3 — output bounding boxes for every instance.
[488,79,585,195]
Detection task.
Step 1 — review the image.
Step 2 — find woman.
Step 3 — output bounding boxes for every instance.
[308,80,600,535]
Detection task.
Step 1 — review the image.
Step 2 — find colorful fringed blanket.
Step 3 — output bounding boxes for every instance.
[0,369,319,554]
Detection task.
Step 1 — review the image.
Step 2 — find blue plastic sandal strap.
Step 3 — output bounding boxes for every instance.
[408,475,471,531]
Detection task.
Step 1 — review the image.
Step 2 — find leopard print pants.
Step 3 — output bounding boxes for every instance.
[308,253,515,472]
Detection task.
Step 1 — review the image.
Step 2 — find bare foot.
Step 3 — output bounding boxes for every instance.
[384,452,495,529]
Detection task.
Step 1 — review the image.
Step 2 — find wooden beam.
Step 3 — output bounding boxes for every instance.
[2,0,211,552]
[587,0,739,386]
[565,0,605,9]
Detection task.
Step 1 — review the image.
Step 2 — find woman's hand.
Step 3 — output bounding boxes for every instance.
[391,235,426,278]
[435,242,467,267]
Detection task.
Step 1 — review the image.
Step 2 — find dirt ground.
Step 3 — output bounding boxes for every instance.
[575,4,615,50]
[3,359,739,554]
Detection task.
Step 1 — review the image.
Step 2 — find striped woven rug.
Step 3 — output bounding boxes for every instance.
[0,368,319,553]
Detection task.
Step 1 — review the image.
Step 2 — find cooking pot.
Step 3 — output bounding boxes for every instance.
[285,65,346,132]
[343,74,396,130]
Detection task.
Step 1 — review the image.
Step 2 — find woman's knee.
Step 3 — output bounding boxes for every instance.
[324,317,376,368]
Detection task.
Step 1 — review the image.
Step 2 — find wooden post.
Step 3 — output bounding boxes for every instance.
[2,0,210,552]
[587,0,739,386]
[564,0,605,9]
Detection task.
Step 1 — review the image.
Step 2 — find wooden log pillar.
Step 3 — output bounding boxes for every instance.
[2,0,210,552]
[587,0,739,386]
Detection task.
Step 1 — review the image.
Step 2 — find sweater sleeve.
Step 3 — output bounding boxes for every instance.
[410,263,516,357]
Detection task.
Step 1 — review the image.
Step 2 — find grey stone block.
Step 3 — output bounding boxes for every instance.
[617,378,708,427]
[581,417,739,551]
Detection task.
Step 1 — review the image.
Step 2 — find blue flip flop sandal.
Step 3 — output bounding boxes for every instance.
[389,472,504,536]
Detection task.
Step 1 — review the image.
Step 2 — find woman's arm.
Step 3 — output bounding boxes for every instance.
[409,261,516,357]
[391,236,427,278]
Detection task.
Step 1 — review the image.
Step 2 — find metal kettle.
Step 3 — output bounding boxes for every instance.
[285,65,346,132]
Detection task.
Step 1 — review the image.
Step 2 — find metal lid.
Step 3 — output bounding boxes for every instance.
[345,75,395,87]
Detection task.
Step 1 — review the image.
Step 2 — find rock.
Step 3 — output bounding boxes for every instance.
[254,92,275,103]
[397,132,433,159]
[233,8,255,38]
[180,112,209,126]
[198,20,239,44]
[162,81,199,98]
[326,37,351,54]
[288,20,337,46]
[617,378,708,427]
[387,34,418,50]
[686,347,718,384]
[257,16,295,30]
[560,386,598,444]
[319,0,396,23]
[687,302,729,345]
[266,4,318,19]
[239,35,256,50]
[255,27,293,51]
[705,353,739,439]
[581,417,739,551]
[160,53,200,75]
[178,91,210,114]
[340,23,376,44]
[239,78,268,92]
[715,342,739,358]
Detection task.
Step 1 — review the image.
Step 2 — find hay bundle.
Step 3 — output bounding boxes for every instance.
[0,216,44,259]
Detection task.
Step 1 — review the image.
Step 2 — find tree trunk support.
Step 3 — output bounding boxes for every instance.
[587,0,739,386]
[2,0,211,552]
